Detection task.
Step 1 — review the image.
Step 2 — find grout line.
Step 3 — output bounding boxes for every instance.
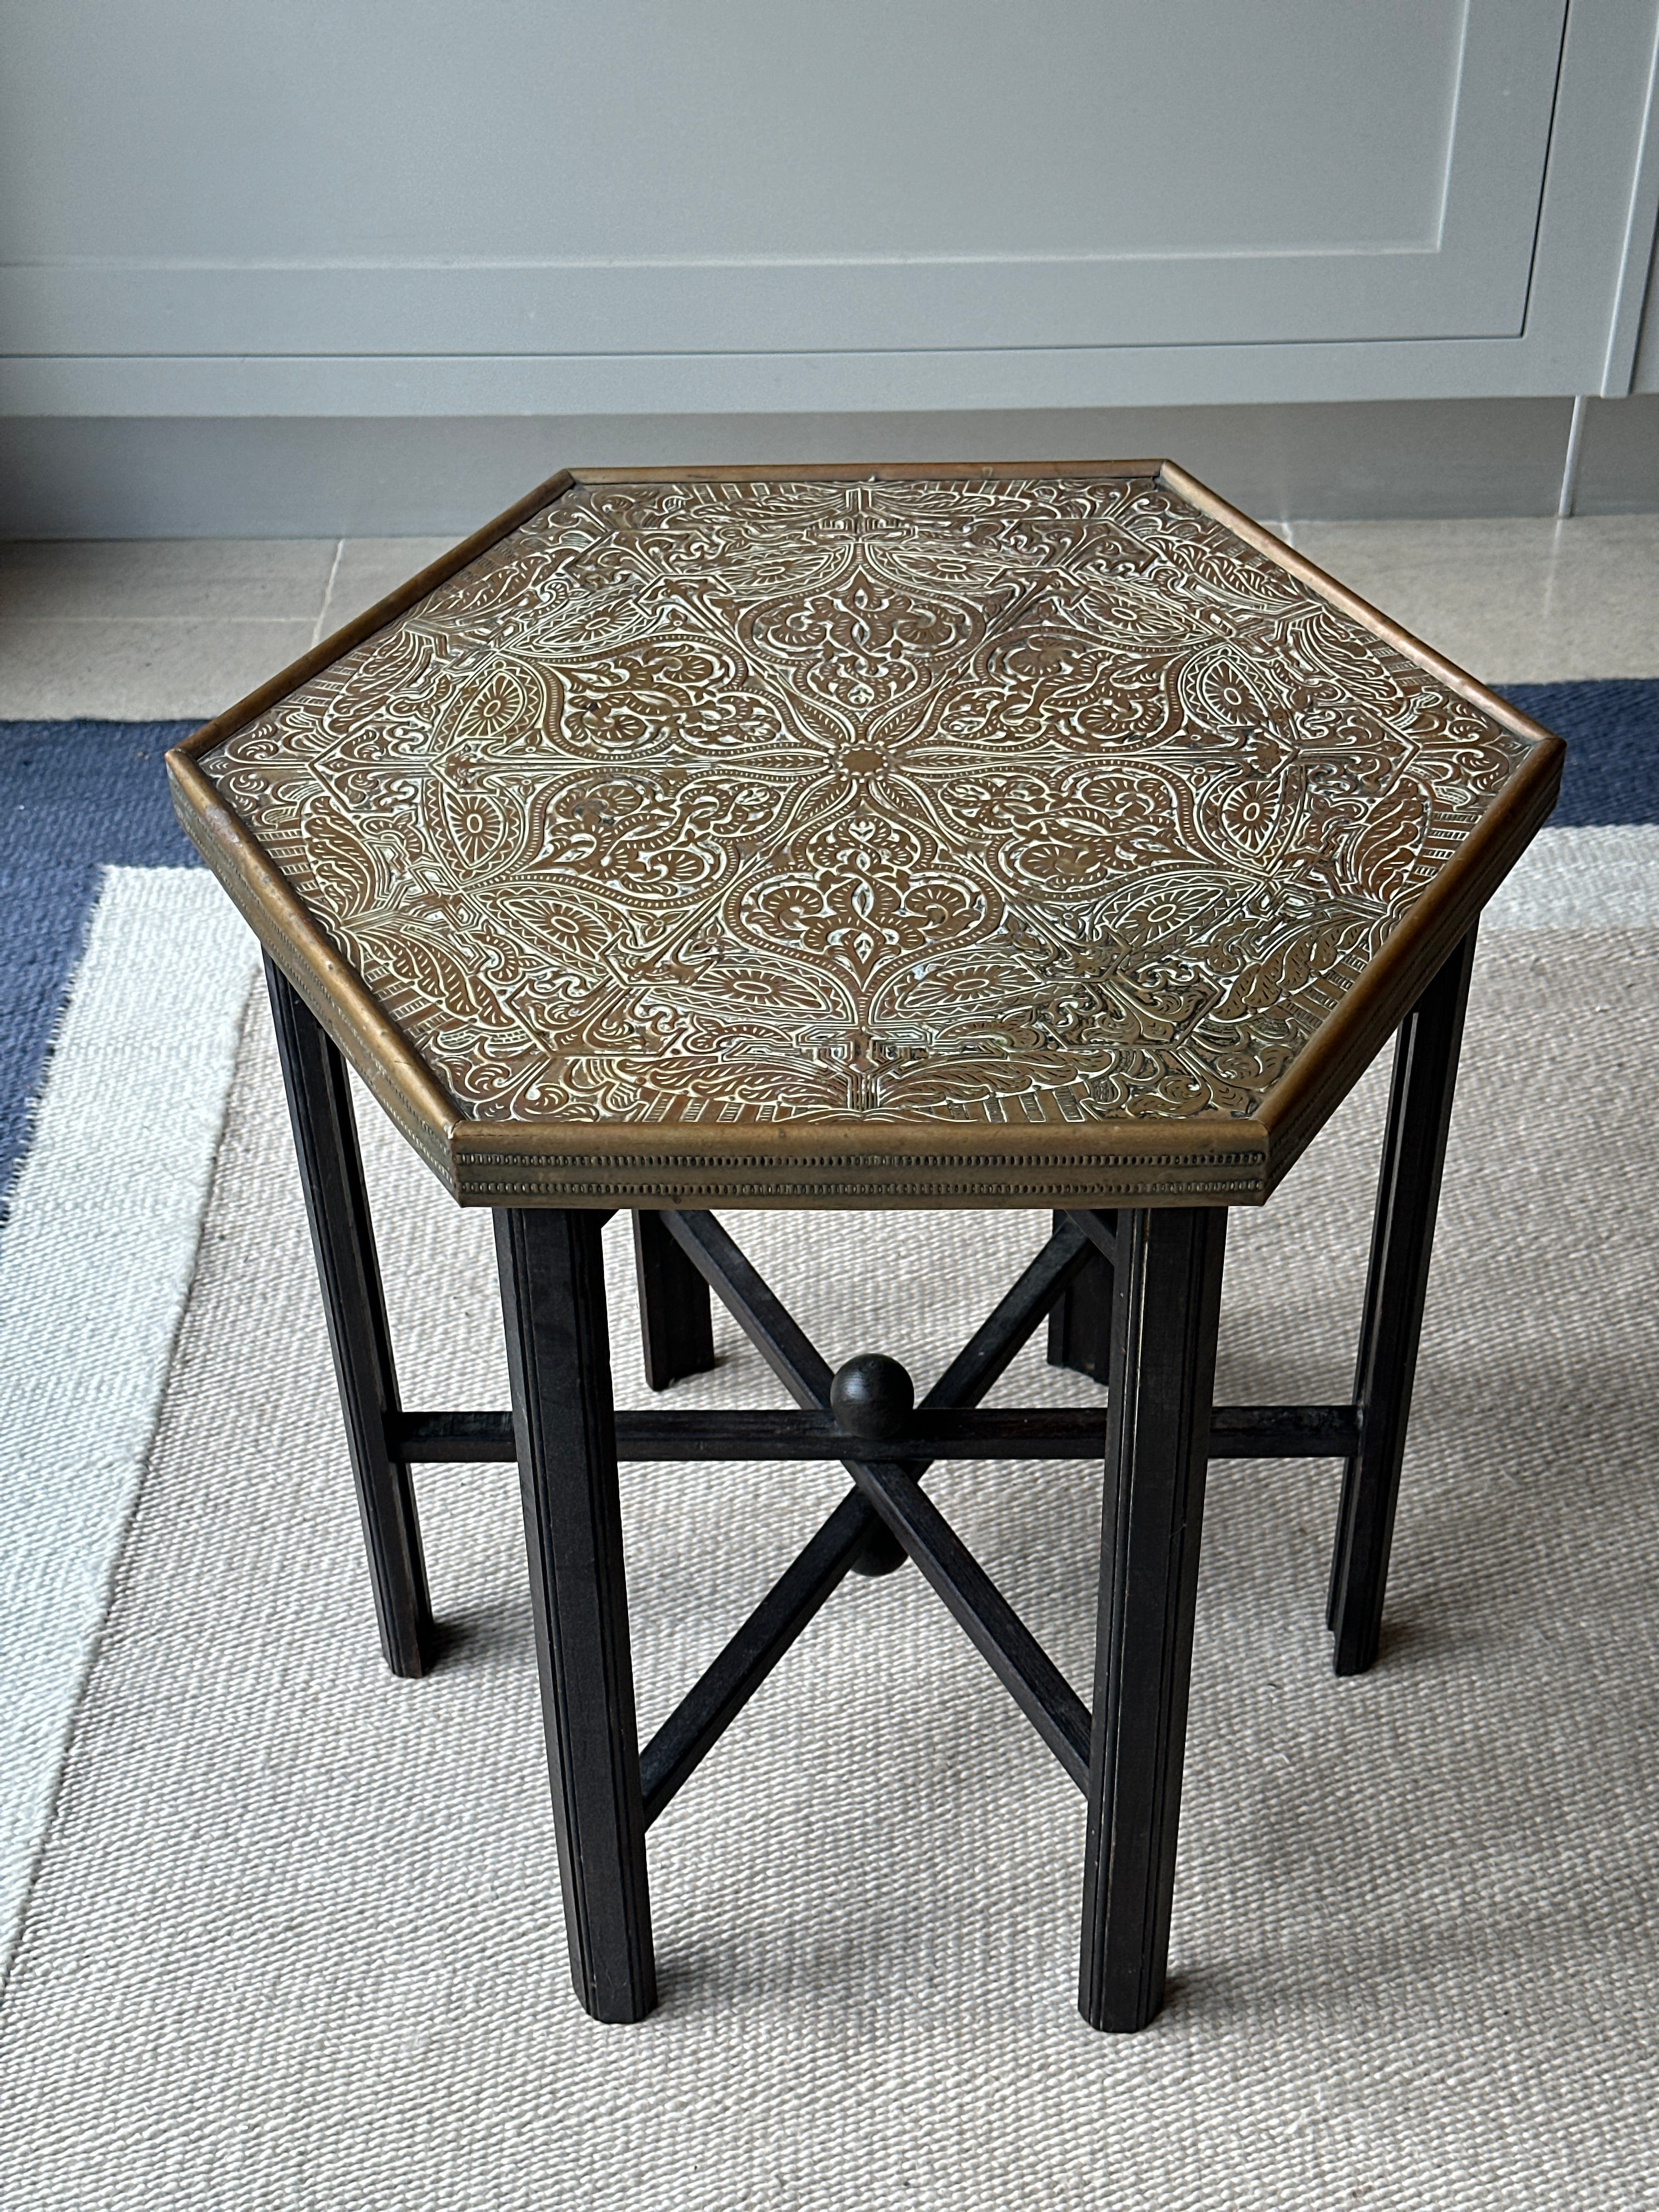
[311,539,345,648]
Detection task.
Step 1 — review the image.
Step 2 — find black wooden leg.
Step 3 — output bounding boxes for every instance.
[494,1207,657,2023]
[1079,1205,1228,2033]
[631,1210,716,1390]
[266,957,436,1678]
[1046,1209,1115,1383]
[1327,928,1477,1677]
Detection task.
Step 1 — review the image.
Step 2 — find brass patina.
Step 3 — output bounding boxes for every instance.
[167,464,1561,1205]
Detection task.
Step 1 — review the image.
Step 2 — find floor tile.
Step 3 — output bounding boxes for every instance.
[0,540,337,624]
[320,539,459,638]
[1289,515,1659,683]
[0,619,317,721]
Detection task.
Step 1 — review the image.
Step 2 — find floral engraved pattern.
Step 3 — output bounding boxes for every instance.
[202,475,1536,1128]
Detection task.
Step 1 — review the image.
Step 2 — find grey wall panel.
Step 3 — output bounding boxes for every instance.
[0,399,1594,540]
[0,0,1566,356]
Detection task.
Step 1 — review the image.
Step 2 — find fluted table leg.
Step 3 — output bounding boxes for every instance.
[266,957,435,1678]
[1079,1204,1228,2033]
[495,1206,657,2023]
[1327,929,1477,1677]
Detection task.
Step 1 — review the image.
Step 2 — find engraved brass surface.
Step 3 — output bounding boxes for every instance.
[181,466,1556,1204]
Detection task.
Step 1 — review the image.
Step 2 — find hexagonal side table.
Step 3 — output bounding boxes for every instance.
[166,462,1562,2032]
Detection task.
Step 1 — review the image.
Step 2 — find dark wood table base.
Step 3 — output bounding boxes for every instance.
[265,932,1475,2032]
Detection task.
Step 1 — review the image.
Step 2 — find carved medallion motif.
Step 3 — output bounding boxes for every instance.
[201,474,1534,1129]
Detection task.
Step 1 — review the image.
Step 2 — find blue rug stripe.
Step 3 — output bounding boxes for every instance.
[1498,682,1659,826]
[0,722,199,1208]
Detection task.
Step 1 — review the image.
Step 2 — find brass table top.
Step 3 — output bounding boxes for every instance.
[167,463,1561,1208]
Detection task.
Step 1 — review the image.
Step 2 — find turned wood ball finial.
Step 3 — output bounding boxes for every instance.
[830,1352,915,1441]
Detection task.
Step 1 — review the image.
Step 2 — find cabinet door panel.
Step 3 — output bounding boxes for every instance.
[0,0,1572,356]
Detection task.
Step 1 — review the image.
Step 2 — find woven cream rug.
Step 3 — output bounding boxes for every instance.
[3,932,1656,2210]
